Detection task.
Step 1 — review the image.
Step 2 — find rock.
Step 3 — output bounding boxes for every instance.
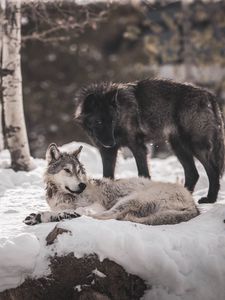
[46,225,72,245]
[0,253,147,300]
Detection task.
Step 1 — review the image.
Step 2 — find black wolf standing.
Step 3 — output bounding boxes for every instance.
[74,79,225,204]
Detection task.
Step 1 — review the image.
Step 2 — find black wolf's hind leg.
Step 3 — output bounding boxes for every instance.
[169,136,199,193]
[198,166,219,204]
[195,153,220,204]
[99,146,118,179]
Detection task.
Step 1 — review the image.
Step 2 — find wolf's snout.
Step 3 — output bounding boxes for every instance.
[101,140,116,148]
[65,183,86,194]
[105,142,116,148]
[79,182,86,192]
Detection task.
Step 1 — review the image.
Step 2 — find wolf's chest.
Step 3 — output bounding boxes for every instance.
[47,194,76,210]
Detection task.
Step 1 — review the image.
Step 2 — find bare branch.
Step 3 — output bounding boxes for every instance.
[21,1,109,44]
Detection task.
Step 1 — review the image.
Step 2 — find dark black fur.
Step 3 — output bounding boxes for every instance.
[75,79,225,204]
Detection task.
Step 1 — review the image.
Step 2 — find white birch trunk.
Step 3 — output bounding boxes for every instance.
[2,0,31,171]
[0,1,5,151]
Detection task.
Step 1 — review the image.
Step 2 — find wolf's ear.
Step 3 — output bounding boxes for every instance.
[73,146,83,158]
[46,143,61,163]
[74,104,83,123]
[107,89,118,107]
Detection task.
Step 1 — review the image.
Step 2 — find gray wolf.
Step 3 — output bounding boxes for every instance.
[74,79,225,204]
[24,144,199,226]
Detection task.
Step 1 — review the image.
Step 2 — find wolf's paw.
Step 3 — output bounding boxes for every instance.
[24,213,42,225]
[57,211,81,221]
[198,197,216,204]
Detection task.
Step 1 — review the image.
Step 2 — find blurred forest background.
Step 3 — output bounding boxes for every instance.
[20,0,225,157]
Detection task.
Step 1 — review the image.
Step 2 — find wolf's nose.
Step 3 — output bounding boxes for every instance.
[79,182,86,191]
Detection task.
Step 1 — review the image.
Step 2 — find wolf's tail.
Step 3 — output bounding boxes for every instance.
[123,207,199,225]
[210,94,225,177]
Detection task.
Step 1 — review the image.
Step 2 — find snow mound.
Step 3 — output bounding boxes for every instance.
[0,233,40,292]
[0,141,225,298]
[41,205,225,300]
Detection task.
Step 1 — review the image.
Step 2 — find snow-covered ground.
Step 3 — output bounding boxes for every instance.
[0,142,225,299]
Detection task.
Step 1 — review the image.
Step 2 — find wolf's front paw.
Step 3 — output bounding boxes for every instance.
[58,211,81,221]
[24,213,42,225]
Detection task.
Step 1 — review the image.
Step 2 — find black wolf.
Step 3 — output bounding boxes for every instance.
[74,79,225,204]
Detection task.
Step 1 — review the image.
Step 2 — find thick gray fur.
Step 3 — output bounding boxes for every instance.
[24,144,199,226]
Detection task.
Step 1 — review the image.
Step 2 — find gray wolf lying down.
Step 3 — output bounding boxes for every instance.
[24,144,199,226]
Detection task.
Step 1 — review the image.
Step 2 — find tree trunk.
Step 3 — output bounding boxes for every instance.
[1,0,31,171]
[0,1,5,151]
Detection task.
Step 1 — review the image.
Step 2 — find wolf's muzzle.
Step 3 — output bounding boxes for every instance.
[66,183,86,194]
[101,140,116,148]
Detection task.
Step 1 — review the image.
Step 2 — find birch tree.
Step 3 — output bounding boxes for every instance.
[1,0,31,171]
[0,2,5,151]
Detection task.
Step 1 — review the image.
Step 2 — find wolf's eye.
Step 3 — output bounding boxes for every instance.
[64,168,71,174]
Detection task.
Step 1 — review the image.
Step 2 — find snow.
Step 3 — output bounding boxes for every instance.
[0,233,40,292]
[92,268,107,278]
[0,141,225,299]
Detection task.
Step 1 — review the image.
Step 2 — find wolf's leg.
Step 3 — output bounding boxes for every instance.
[194,151,220,203]
[90,198,134,220]
[90,210,121,220]
[99,146,118,179]
[123,208,199,225]
[90,200,133,220]
[169,136,199,192]
[90,196,156,221]
[130,143,150,178]
[24,211,81,225]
